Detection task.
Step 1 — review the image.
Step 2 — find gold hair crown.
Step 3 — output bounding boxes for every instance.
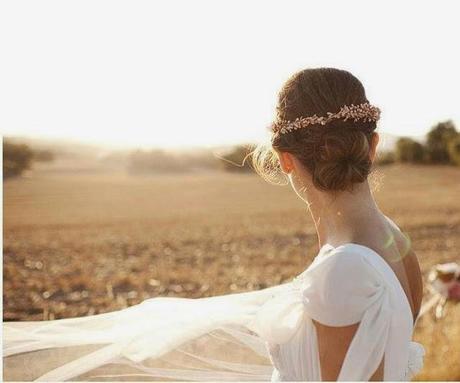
[272,102,381,134]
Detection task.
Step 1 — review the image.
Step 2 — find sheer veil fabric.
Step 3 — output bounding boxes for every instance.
[3,217,425,381]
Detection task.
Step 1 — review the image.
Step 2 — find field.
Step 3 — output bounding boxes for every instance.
[3,165,460,380]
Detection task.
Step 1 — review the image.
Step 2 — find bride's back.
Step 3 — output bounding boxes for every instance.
[361,215,423,323]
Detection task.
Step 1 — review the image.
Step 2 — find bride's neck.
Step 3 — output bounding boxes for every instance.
[305,181,382,249]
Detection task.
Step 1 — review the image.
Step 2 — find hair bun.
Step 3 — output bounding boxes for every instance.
[312,129,372,191]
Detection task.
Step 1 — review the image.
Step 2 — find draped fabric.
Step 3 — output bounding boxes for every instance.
[3,240,425,381]
[247,243,424,381]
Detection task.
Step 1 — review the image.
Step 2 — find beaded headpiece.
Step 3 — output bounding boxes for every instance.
[271,102,381,135]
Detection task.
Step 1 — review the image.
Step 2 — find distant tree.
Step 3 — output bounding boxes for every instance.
[126,149,217,174]
[34,149,55,162]
[447,135,460,166]
[426,120,458,163]
[218,145,254,172]
[395,138,425,163]
[3,141,34,178]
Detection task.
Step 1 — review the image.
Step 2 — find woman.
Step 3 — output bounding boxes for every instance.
[251,67,425,381]
[3,68,426,381]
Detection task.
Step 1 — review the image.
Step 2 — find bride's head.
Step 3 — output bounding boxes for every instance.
[254,67,380,199]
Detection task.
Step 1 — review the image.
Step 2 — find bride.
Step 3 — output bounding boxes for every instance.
[3,67,426,381]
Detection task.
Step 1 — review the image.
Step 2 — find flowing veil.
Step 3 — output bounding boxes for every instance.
[3,282,292,381]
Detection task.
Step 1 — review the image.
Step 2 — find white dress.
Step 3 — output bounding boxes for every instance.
[3,221,425,381]
[252,243,426,381]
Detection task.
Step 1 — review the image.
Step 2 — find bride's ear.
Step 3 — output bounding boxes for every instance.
[275,149,295,174]
[369,132,380,163]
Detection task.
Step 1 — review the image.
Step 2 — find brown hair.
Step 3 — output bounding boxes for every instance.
[253,68,378,192]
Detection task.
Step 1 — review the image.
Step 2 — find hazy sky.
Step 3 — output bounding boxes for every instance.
[1,1,459,149]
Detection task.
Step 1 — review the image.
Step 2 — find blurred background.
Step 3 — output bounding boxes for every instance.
[2,1,460,380]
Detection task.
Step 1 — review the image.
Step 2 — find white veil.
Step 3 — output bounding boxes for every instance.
[3,283,290,381]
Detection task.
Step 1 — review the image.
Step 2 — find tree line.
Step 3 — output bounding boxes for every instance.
[382,120,460,166]
[3,140,54,179]
[3,119,460,178]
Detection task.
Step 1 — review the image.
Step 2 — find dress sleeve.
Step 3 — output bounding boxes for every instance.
[247,247,394,381]
[302,247,393,381]
[302,248,389,326]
